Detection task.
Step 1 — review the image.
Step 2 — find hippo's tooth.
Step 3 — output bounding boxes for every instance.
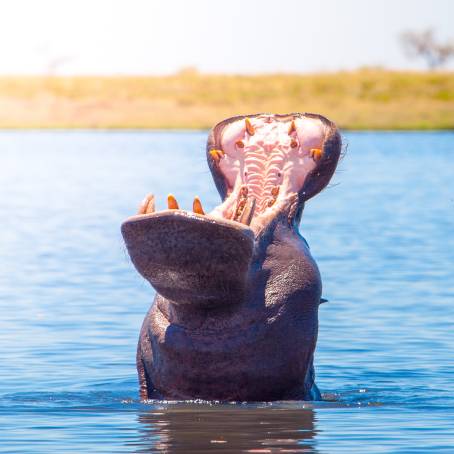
[145,195,156,214]
[137,195,148,214]
[245,118,255,136]
[193,196,205,215]
[240,185,248,197]
[138,194,154,214]
[267,186,280,207]
[288,120,296,134]
[310,148,323,161]
[234,198,246,219]
[209,149,224,163]
[235,139,245,148]
[238,197,256,225]
[167,194,179,209]
[233,186,248,221]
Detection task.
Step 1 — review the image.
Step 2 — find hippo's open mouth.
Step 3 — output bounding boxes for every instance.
[122,113,340,307]
[206,113,340,233]
[126,113,340,233]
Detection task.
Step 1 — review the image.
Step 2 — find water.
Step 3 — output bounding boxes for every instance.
[0,130,453,453]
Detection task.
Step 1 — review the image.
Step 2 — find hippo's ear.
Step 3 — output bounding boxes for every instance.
[122,211,254,309]
[319,298,328,305]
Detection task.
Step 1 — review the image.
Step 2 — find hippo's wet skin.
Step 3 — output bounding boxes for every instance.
[122,113,341,401]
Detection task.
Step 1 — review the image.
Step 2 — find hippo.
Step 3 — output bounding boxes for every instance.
[122,113,341,401]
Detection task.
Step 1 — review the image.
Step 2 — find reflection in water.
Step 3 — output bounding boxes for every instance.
[134,404,317,453]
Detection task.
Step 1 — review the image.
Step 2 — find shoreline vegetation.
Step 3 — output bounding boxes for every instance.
[0,69,452,130]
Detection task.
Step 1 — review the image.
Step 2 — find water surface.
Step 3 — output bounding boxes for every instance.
[0,130,453,452]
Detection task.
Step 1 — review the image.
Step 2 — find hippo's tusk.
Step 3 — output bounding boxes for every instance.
[167,194,179,210]
[310,148,323,161]
[238,197,256,226]
[192,196,205,215]
[209,149,224,163]
[145,195,155,214]
[138,194,155,215]
[245,118,255,136]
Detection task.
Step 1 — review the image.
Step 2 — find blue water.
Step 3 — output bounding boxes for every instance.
[0,130,453,453]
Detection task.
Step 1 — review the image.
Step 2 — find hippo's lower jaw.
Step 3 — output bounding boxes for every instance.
[122,113,341,402]
[122,211,255,308]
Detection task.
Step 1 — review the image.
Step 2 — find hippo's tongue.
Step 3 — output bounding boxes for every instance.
[207,114,332,232]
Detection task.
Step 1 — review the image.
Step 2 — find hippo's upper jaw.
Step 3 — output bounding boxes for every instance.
[122,113,340,309]
[207,113,340,234]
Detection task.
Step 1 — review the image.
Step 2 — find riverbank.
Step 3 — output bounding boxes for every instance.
[0,69,452,129]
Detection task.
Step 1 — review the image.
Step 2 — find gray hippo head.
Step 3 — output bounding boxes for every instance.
[122,113,341,401]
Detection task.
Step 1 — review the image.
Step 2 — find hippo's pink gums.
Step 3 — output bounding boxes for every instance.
[122,113,341,401]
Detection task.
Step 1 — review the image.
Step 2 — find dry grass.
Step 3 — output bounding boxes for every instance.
[0,69,453,129]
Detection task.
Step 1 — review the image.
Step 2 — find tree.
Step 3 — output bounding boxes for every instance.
[400,29,454,70]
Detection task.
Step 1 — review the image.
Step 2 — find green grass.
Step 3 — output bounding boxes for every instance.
[0,69,452,129]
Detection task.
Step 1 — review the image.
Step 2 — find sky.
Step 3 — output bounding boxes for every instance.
[0,0,453,75]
